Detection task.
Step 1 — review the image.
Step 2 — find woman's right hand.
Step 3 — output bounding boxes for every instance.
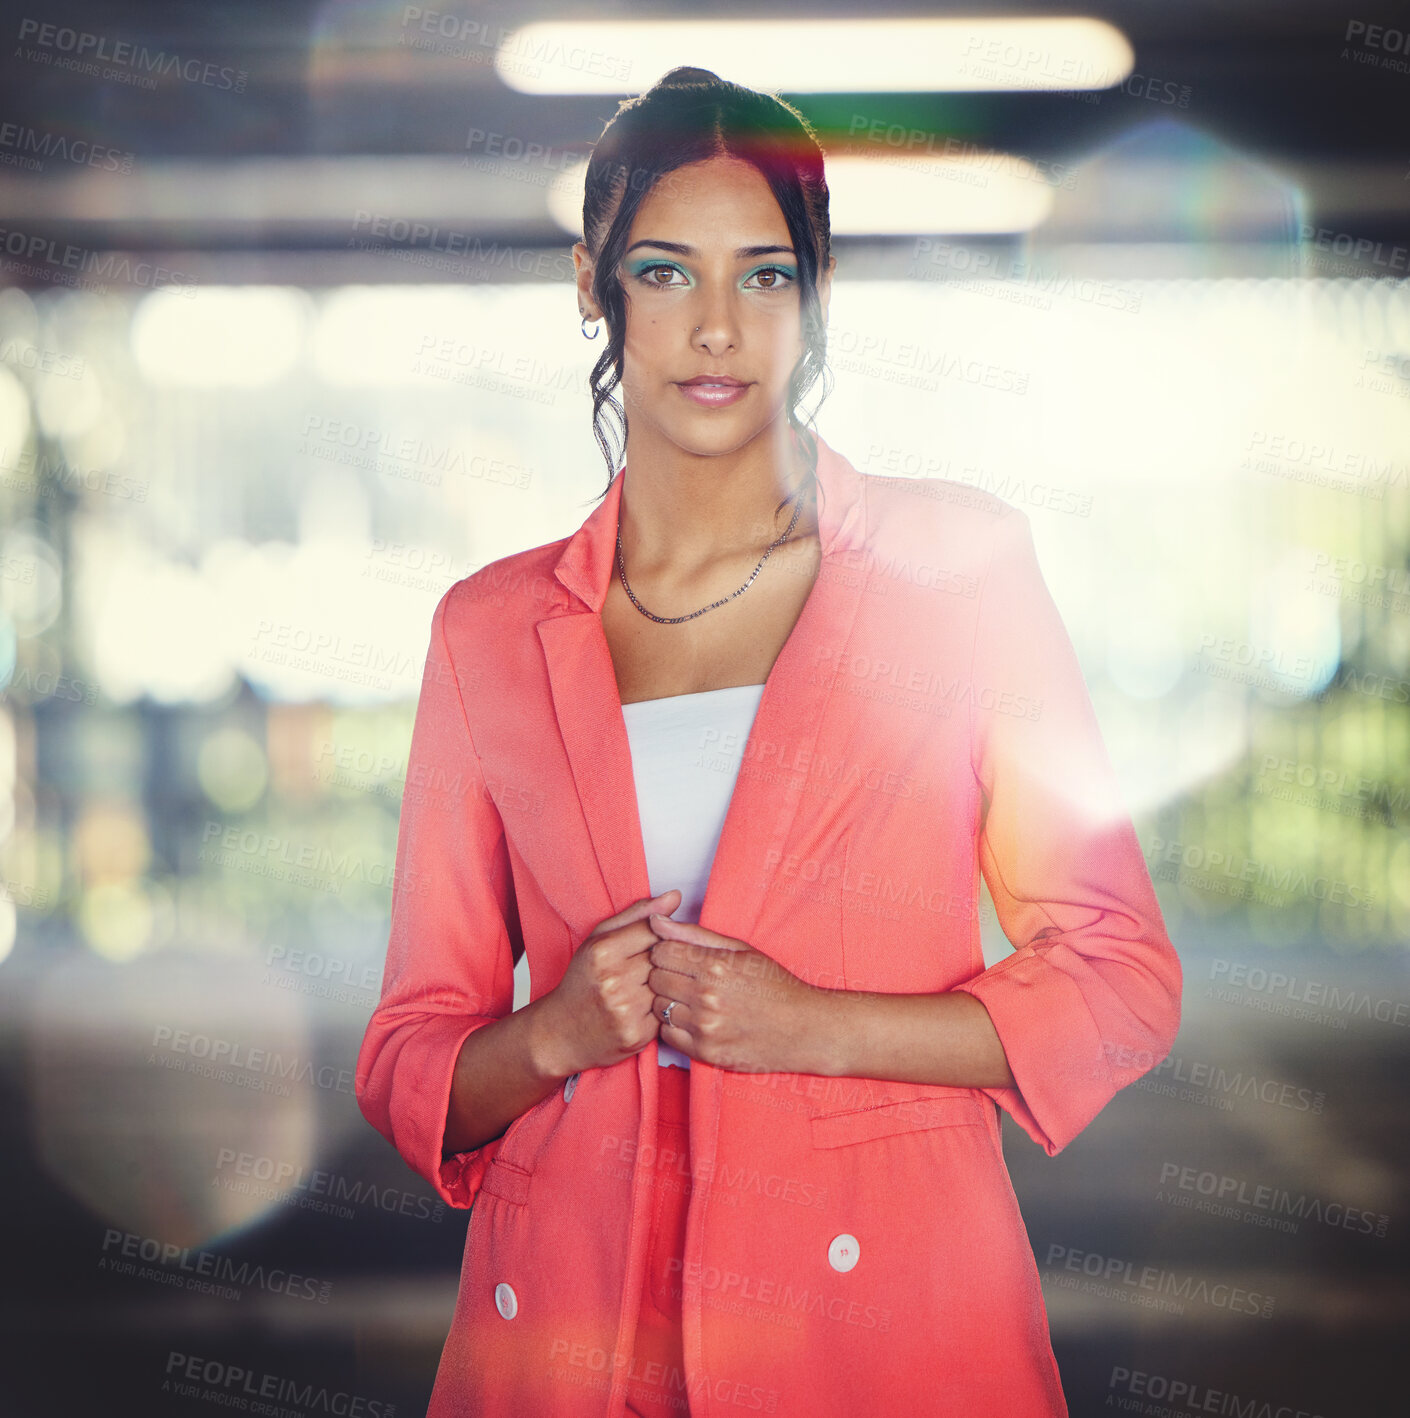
[543,889,683,1076]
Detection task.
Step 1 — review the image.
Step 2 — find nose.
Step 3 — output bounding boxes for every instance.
[690,288,739,356]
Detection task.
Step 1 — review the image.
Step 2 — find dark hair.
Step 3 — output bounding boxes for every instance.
[580,64,833,522]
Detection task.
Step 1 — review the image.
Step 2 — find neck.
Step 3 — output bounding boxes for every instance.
[617,422,817,583]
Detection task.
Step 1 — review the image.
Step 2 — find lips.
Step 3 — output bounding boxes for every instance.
[674,378,751,407]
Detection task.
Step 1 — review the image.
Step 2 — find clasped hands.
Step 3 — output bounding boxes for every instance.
[549,887,835,1079]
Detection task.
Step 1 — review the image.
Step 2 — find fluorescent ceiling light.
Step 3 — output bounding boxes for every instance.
[497,17,1133,94]
[825,155,1053,234]
[547,153,1054,237]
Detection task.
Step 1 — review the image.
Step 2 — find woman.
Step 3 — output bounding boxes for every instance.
[356,66,1182,1418]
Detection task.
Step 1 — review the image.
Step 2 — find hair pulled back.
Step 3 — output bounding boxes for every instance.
[580,65,833,515]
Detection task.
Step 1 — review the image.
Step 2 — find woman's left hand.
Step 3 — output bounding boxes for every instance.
[646,911,834,1074]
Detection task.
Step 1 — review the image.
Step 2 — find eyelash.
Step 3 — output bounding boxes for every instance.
[631,262,797,291]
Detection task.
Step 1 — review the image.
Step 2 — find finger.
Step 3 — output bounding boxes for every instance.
[589,889,682,941]
[654,994,692,1040]
[587,899,685,960]
[652,947,714,992]
[647,962,695,998]
[648,913,739,950]
[626,950,661,990]
[614,917,680,960]
[651,935,732,977]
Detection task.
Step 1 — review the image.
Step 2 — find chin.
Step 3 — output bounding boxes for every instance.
[669,418,772,458]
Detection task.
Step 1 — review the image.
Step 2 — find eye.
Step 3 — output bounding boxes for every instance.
[743,265,798,291]
[635,262,688,288]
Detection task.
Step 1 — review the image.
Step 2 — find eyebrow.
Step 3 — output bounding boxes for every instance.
[624,240,797,260]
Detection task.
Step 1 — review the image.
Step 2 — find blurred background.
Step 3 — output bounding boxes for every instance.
[1,1,1407,1414]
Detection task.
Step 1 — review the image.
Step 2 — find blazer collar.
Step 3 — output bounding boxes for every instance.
[549,430,867,613]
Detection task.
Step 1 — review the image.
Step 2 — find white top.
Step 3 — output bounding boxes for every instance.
[620,683,767,1069]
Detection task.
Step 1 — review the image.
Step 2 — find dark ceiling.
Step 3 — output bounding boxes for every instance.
[2,0,1407,280]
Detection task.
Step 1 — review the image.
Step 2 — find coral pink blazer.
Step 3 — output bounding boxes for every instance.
[355,433,1182,1417]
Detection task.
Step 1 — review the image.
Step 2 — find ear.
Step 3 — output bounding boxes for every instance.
[573,241,598,318]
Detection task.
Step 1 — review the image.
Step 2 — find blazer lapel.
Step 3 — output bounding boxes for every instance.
[698,438,869,948]
[536,471,652,917]
[536,434,870,944]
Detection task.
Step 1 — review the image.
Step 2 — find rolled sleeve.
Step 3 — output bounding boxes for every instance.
[951,505,1182,1155]
[354,585,520,1208]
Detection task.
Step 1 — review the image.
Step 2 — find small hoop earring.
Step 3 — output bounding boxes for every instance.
[581,314,601,340]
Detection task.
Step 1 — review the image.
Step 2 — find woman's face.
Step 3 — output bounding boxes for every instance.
[577,153,833,460]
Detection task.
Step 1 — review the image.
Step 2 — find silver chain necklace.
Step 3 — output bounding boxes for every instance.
[615,481,810,625]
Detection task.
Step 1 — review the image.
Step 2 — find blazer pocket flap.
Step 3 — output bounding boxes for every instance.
[493,1090,559,1175]
[479,1155,532,1205]
[810,1093,987,1148]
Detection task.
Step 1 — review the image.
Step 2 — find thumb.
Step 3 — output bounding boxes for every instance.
[588,889,681,939]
